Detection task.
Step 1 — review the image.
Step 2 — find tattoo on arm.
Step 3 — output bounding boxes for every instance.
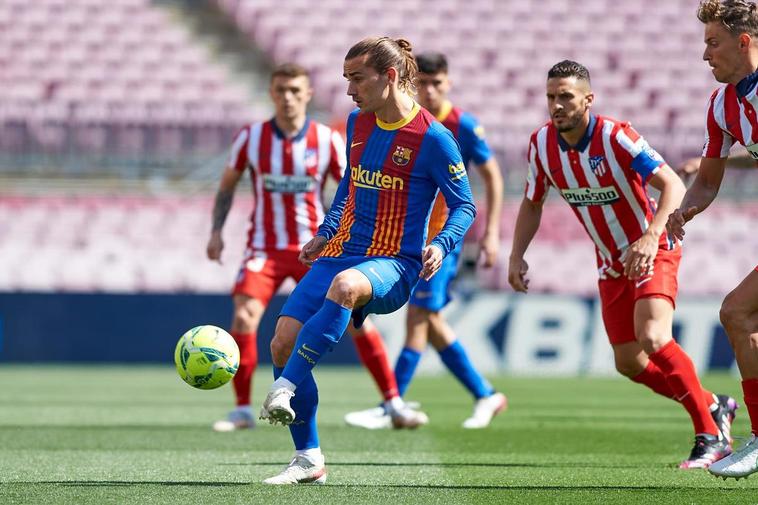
[211,189,234,232]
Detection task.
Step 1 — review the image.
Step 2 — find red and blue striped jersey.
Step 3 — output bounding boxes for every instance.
[317,102,477,265]
[426,101,493,240]
[703,71,758,161]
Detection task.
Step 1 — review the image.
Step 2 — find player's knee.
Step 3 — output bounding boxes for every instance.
[270,335,292,367]
[614,356,643,378]
[407,304,432,326]
[328,271,363,306]
[719,293,748,336]
[635,324,669,354]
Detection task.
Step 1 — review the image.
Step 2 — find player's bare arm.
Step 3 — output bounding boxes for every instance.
[419,244,444,281]
[298,235,328,267]
[207,167,244,263]
[623,164,685,279]
[474,157,504,268]
[508,197,544,293]
[666,157,727,241]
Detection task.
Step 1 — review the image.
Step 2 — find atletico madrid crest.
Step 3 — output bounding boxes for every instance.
[392,146,412,166]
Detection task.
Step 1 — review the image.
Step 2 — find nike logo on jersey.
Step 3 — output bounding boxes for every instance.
[351,141,364,149]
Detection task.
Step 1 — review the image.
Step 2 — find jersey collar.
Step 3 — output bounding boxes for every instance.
[735,69,758,99]
[435,100,454,122]
[270,117,311,141]
[376,101,420,130]
[557,114,596,152]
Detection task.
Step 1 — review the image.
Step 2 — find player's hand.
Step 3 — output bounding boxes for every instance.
[299,236,328,267]
[622,231,658,280]
[666,206,698,242]
[675,157,700,178]
[478,232,500,268]
[206,232,224,264]
[507,256,529,293]
[419,244,444,281]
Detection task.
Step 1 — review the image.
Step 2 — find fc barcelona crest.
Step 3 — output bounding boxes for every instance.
[392,146,413,166]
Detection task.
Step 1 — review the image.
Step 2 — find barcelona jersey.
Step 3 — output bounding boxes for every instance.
[426,101,492,240]
[317,102,476,265]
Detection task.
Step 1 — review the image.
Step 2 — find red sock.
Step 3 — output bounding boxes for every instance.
[231,332,257,407]
[632,361,716,407]
[742,378,758,436]
[648,340,718,436]
[353,326,399,401]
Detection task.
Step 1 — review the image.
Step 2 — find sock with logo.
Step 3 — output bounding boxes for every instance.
[742,378,758,436]
[394,347,422,397]
[632,361,715,406]
[353,325,399,401]
[438,340,495,400]
[231,331,257,406]
[648,340,719,436]
[280,299,352,387]
[274,366,319,450]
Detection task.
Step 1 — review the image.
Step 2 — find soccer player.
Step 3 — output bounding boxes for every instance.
[668,0,758,479]
[345,52,506,430]
[206,63,407,432]
[258,37,477,484]
[509,60,737,469]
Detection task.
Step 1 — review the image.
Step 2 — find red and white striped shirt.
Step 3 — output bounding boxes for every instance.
[228,118,346,252]
[703,76,758,160]
[525,115,669,279]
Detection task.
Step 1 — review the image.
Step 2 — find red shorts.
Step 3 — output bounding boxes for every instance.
[232,249,310,304]
[597,246,682,346]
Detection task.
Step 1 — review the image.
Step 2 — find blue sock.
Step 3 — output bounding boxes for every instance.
[274,366,319,450]
[394,347,422,397]
[281,299,352,387]
[438,340,495,400]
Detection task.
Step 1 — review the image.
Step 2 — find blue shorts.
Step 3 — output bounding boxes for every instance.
[280,256,420,328]
[409,242,462,312]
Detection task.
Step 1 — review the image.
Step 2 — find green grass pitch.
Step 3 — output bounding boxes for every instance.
[0,366,756,504]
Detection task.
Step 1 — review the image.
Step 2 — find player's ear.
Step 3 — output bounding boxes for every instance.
[739,33,752,51]
[386,67,398,86]
[585,92,595,109]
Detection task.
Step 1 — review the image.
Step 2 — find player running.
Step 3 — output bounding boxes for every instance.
[668,0,758,479]
[257,37,476,485]
[509,60,737,469]
[206,63,416,432]
[345,52,506,430]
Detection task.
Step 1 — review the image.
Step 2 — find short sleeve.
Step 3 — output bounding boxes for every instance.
[703,89,734,159]
[458,112,492,166]
[227,126,250,172]
[524,134,550,202]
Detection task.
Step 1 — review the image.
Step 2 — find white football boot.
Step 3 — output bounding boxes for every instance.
[263,454,327,485]
[385,397,429,429]
[709,434,758,479]
[344,406,392,430]
[462,392,508,429]
[212,407,255,432]
[259,388,295,426]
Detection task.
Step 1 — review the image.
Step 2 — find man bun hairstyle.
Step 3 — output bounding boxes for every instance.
[547,60,591,83]
[698,0,758,37]
[345,37,418,92]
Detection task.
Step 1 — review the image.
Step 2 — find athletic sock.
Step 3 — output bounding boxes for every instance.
[280,299,352,387]
[648,340,719,436]
[742,378,758,436]
[274,366,320,450]
[632,361,715,406]
[438,340,495,400]
[394,347,422,397]
[353,326,399,400]
[231,331,257,406]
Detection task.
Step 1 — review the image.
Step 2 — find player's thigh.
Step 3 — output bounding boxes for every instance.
[231,294,266,333]
[633,296,674,353]
[598,277,636,346]
[270,316,303,366]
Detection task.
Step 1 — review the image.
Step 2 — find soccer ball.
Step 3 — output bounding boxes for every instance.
[174,325,239,390]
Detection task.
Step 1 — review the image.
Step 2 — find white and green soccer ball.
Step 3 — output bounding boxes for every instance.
[174,325,239,390]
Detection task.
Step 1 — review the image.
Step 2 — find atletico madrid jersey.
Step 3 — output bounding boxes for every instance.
[317,102,477,265]
[524,114,670,279]
[703,70,758,161]
[227,118,345,252]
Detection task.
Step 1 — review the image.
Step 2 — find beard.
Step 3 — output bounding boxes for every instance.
[555,114,583,132]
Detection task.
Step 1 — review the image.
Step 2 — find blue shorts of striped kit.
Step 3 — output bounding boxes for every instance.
[409,241,462,312]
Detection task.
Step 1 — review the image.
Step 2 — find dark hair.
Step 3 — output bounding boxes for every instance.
[270,63,309,82]
[547,60,591,83]
[698,0,758,37]
[345,37,418,92]
[415,52,448,74]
